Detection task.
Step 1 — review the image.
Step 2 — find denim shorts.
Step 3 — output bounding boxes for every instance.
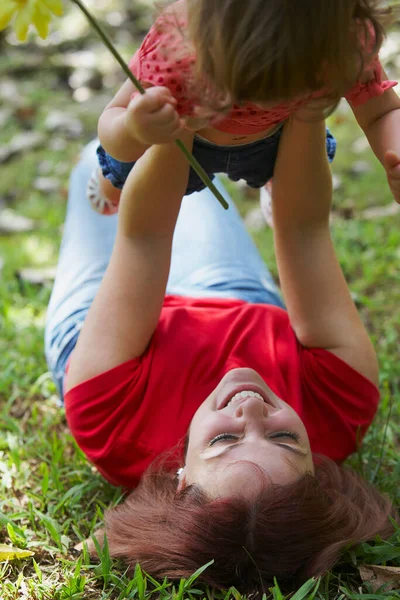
[97,127,337,194]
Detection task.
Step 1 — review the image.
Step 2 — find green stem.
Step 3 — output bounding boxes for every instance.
[70,0,229,210]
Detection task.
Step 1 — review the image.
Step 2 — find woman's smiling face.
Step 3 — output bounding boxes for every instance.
[178,368,314,497]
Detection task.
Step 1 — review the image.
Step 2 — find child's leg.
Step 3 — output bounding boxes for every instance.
[92,138,230,213]
[90,144,134,215]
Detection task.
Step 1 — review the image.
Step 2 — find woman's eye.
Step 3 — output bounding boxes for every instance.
[209,433,240,446]
[269,431,299,442]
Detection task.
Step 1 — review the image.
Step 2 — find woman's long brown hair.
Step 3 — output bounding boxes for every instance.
[104,455,397,595]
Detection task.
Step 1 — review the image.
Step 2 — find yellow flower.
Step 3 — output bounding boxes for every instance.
[0,0,63,42]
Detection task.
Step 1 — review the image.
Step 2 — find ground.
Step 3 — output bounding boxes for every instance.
[0,1,399,598]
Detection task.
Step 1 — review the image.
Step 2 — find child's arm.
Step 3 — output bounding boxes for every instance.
[98,79,184,163]
[351,77,400,202]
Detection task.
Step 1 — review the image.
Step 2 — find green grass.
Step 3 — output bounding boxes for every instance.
[1,10,400,599]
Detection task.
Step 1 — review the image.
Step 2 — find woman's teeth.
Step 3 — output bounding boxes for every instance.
[227,390,264,406]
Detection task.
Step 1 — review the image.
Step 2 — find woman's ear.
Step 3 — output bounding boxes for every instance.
[176,467,188,493]
[74,527,106,556]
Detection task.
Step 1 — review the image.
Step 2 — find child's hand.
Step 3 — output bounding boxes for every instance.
[384,150,400,204]
[124,86,183,145]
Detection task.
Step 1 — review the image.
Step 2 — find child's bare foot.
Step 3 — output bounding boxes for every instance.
[87,170,121,215]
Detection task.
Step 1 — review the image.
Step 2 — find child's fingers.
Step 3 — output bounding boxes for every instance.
[127,87,183,143]
[134,86,177,114]
[153,87,178,109]
[167,124,185,141]
[146,102,180,128]
[160,114,185,140]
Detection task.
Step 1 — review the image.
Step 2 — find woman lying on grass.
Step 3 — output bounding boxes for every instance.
[45,115,397,593]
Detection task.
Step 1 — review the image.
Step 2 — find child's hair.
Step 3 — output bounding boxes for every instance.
[186,0,392,108]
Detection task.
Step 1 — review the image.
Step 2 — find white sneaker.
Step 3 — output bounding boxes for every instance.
[86,170,119,215]
[259,184,273,228]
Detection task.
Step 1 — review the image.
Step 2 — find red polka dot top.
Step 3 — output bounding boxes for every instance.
[128,4,397,136]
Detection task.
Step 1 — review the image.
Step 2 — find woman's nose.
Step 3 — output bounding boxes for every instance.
[234,397,269,419]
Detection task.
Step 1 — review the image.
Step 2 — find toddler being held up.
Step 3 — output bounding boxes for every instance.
[90,0,400,215]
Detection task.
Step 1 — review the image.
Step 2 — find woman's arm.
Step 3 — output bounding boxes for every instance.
[65,131,194,392]
[272,117,379,385]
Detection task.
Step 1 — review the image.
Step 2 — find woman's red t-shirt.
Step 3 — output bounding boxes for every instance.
[65,295,379,489]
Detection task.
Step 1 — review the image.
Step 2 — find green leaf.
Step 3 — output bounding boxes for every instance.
[6,522,25,547]
[186,560,215,588]
[33,508,62,549]
[40,461,49,497]
[291,577,320,600]
[271,578,284,600]
[32,558,43,583]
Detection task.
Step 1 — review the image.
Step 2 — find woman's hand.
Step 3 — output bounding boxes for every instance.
[125,86,184,145]
[293,96,336,123]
